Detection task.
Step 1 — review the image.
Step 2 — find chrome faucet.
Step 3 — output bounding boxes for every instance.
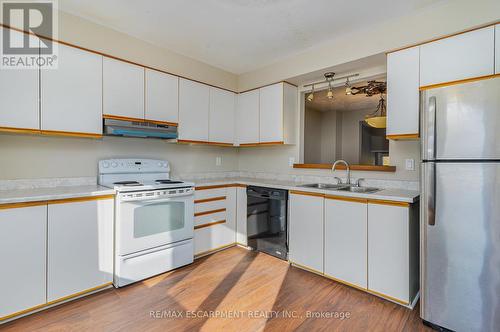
[332,160,350,185]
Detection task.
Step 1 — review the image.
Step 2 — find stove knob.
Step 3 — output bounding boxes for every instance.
[111,162,118,168]
[102,161,110,168]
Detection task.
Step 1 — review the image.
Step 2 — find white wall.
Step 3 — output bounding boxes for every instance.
[0,135,238,179]
[304,109,323,163]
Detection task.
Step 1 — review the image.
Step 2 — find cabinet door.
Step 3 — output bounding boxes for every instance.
[386,46,420,137]
[41,44,102,134]
[178,79,209,141]
[420,26,495,87]
[236,90,259,144]
[368,203,409,303]
[0,28,39,130]
[236,187,247,246]
[495,25,500,74]
[103,57,144,119]
[324,198,367,289]
[145,69,178,124]
[259,83,283,143]
[289,192,323,273]
[47,198,113,301]
[0,205,46,319]
[209,87,235,144]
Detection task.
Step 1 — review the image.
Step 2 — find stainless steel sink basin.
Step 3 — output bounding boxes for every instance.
[336,186,381,194]
[300,183,347,189]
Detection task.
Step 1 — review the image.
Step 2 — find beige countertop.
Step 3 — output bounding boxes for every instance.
[0,185,115,205]
[185,177,420,203]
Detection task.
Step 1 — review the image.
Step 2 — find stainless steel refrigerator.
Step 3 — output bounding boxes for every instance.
[421,77,500,331]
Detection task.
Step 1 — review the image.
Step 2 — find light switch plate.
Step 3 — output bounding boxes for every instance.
[216,156,222,166]
[288,157,295,167]
[405,159,415,171]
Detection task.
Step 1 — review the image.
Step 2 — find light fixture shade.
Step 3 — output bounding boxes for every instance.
[345,87,352,95]
[327,90,334,99]
[307,92,314,101]
[365,116,387,128]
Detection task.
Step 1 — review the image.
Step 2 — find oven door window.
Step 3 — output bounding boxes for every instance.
[134,201,185,238]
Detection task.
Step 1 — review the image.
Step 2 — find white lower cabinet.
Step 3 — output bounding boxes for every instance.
[47,198,114,302]
[368,202,419,305]
[235,186,247,245]
[194,187,236,255]
[324,197,367,289]
[289,192,324,273]
[0,205,47,319]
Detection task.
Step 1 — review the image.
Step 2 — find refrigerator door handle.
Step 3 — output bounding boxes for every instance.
[427,163,436,226]
[424,96,437,160]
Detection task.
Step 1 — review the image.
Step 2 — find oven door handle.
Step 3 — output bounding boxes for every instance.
[122,196,193,204]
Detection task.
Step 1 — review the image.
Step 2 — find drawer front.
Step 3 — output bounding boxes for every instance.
[194,197,226,213]
[195,211,226,228]
[194,222,234,255]
[194,187,227,200]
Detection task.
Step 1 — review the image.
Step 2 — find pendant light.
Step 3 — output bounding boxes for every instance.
[345,77,352,95]
[324,72,335,99]
[307,84,314,102]
[365,93,387,128]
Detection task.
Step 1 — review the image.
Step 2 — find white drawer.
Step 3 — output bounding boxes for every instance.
[195,211,226,227]
[194,222,235,255]
[195,198,226,213]
[194,187,227,200]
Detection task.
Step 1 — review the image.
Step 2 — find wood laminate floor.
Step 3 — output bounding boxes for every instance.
[1,246,432,332]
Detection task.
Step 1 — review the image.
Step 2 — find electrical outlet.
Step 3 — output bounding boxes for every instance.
[405,159,415,171]
[216,156,222,166]
[288,157,295,167]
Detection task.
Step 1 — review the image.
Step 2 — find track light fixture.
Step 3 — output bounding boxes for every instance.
[307,84,314,102]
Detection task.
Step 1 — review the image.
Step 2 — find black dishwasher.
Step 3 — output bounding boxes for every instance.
[246,186,288,260]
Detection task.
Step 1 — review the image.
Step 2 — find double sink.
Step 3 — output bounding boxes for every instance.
[300,183,380,194]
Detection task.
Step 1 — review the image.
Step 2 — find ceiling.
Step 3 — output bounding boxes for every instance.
[59,0,443,74]
[305,79,386,113]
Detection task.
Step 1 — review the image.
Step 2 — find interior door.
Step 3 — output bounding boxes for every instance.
[422,77,500,160]
[421,162,500,331]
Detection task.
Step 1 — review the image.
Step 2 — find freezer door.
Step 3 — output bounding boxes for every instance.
[421,162,500,331]
[421,77,500,160]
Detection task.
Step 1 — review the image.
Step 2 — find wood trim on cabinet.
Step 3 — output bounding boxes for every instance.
[324,195,367,204]
[293,164,397,172]
[194,208,226,217]
[0,282,112,322]
[103,114,178,127]
[195,184,230,190]
[323,273,368,292]
[41,130,103,139]
[385,20,500,54]
[0,127,41,135]
[368,199,410,207]
[0,201,47,210]
[194,196,226,204]
[194,219,226,229]
[239,141,285,147]
[194,243,236,259]
[386,133,419,140]
[289,261,324,276]
[289,190,325,198]
[368,288,409,306]
[419,73,500,91]
[48,195,115,205]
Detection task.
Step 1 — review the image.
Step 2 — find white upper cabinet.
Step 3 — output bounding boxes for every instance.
[386,46,420,137]
[420,26,495,87]
[0,205,47,319]
[324,198,367,289]
[259,82,298,144]
[0,28,39,130]
[289,192,324,273]
[209,87,235,144]
[495,25,500,74]
[145,69,179,124]
[47,198,113,302]
[41,43,102,135]
[236,90,260,145]
[259,83,283,143]
[103,57,144,119]
[178,79,210,141]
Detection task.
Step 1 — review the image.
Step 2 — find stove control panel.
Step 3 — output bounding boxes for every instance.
[119,187,194,201]
[99,159,170,174]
